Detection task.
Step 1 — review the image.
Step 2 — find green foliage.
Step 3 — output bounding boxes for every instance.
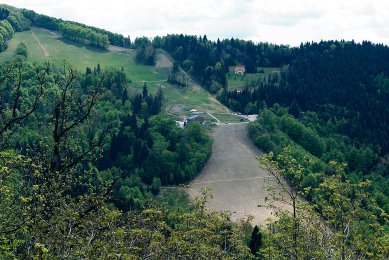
[156,188,193,212]
[159,34,293,91]
[250,105,388,257]
[0,32,4,51]
[107,108,212,206]
[21,7,127,47]
[151,177,161,195]
[0,5,29,52]
[0,57,248,258]
[0,20,14,38]
[135,43,156,65]
[0,7,10,20]
[258,151,389,259]
[249,225,262,255]
[280,114,325,156]
[168,62,189,87]
[58,22,109,49]
[14,41,27,58]
[314,162,389,259]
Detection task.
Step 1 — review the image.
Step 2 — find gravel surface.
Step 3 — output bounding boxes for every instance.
[187,123,283,225]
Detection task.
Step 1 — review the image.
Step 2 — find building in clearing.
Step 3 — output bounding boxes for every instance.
[234,65,246,75]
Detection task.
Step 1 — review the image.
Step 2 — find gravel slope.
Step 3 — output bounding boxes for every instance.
[187,123,282,225]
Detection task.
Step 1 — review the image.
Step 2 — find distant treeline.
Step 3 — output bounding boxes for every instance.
[0,5,131,51]
[153,34,296,92]
[58,22,109,49]
[21,9,131,49]
[221,40,389,153]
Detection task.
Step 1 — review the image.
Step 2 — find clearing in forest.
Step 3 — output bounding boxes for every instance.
[0,28,228,117]
[187,123,283,225]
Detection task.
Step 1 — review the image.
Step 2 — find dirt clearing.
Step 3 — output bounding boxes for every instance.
[187,123,283,225]
[155,53,173,68]
[108,45,132,53]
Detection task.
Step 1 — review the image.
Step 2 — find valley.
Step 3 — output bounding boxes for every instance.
[0,4,388,258]
[0,26,272,224]
[187,123,277,225]
[0,27,234,120]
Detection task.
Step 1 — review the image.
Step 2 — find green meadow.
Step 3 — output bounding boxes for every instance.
[0,28,227,117]
[227,67,281,90]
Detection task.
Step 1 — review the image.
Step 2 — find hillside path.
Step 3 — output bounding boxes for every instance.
[207,112,221,123]
[31,30,49,57]
[187,123,282,225]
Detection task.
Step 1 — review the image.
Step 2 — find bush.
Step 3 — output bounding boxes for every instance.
[15,42,28,58]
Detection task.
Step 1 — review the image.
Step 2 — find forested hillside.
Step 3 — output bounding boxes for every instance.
[154,34,294,93]
[0,4,388,258]
[21,8,130,48]
[248,107,388,257]
[158,35,389,257]
[0,4,130,50]
[243,43,389,258]
[0,5,30,51]
[0,37,256,258]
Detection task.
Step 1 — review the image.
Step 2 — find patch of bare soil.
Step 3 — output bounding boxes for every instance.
[167,104,186,115]
[187,124,284,225]
[155,53,173,68]
[108,45,132,53]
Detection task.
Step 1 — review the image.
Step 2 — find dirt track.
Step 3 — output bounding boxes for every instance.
[187,123,281,225]
[31,30,49,57]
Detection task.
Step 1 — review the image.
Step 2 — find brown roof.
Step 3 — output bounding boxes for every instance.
[234,66,246,72]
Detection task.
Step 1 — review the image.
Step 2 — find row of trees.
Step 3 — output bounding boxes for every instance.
[58,22,109,49]
[20,7,131,48]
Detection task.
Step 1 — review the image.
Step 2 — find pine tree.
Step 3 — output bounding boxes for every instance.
[249,225,262,255]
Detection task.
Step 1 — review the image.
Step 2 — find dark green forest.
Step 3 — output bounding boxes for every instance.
[218,41,389,225]
[0,4,388,259]
[154,34,294,93]
[154,32,389,258]
[0,38,248,258]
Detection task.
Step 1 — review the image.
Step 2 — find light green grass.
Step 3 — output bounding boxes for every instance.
[227,67,281,90]
[0,28,165,87]
[0,28,227,116]
[213,113,248,123]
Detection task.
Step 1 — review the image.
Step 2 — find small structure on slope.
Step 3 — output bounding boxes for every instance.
[234,65,246,75]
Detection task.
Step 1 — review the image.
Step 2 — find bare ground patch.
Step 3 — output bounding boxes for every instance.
[155,53,173,68]
[187,124,285,225]
[108,45,132,53]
